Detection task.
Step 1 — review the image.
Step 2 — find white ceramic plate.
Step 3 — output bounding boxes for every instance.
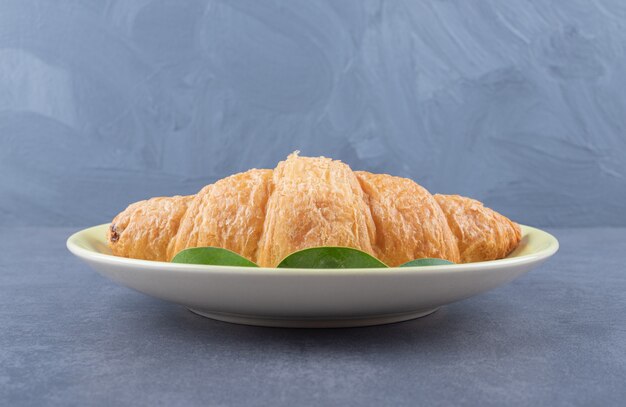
[67,224,558,328]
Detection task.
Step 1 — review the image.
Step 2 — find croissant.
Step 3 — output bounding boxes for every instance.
[108,153,521,267]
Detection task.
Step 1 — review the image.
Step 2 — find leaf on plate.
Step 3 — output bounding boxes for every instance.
[276,247,388,269]
[171,246,454,269]
[399,258,455,267]
[171,247,259,267]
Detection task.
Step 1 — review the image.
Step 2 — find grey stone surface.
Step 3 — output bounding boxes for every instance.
[1,227,625,406]
[2,1,626,228]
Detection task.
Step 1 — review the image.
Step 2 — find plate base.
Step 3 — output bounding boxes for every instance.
[188,307,440,328]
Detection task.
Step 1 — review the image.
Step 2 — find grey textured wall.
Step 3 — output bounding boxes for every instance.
[1,0,625,227]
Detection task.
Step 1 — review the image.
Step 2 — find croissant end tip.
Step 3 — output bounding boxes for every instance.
[109,224,120,243]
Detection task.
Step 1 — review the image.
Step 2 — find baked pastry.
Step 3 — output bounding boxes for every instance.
[108,153,521,267]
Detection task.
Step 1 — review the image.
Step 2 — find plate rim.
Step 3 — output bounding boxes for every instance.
[67,223,559,276]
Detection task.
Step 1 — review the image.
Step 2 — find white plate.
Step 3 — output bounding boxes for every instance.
[67,224,558,328]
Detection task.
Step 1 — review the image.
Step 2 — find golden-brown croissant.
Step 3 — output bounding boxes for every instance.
[108,153,521,267]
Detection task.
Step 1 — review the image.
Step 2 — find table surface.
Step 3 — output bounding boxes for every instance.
[1,226,625,406]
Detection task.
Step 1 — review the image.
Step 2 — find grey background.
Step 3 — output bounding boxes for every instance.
[1,0,625,228]
[2,226,626,406]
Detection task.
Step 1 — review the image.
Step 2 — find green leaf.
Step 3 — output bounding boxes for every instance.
[171,246,454,269]
[171,247,259,267]
[277,247,388,269]
[399,258,454,267]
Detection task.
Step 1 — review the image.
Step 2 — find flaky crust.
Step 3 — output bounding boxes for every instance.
[171,169,273,262]
[108,153,522,266]
[108,195,193,262]
[434,194,522,263]
[256,155,376,267]
[356,172,460,265]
